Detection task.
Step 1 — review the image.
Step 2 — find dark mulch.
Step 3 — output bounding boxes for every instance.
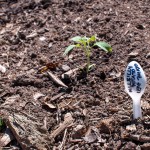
[0,0,150,149]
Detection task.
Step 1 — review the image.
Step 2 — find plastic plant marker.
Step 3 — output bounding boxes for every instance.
[124,61,147,119]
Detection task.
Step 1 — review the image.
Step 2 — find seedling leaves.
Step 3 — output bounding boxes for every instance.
[94,42,112,52]
[64,45,76,55]
[70,36,82,42]
[88,35,96,42]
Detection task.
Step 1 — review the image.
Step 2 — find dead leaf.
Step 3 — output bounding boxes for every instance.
[47,71,68,88]
[97,117,115,133]
[37,62,59,74]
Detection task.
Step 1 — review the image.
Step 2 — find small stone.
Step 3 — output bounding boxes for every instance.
[48,43,52,48]
[0,65,6,73]
[62,65,70,71]
[126,124,136,131]
[39,36,46,41]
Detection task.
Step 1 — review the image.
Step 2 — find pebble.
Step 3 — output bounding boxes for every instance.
[0,65,6,73]
[62,65,70,71]
[39,36,46,41]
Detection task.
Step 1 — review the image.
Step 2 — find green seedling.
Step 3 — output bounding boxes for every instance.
[63,35,112,73]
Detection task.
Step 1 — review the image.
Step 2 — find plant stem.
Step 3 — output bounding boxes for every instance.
[86,42,91,73]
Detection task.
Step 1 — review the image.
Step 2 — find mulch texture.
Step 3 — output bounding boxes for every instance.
[0,0,150,149]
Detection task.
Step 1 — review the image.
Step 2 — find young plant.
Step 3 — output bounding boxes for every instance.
[63,35,112,73]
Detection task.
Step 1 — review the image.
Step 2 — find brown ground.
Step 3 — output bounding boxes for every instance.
[0,0,150,149]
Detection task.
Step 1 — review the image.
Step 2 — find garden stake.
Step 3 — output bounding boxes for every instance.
[124,61,147,119]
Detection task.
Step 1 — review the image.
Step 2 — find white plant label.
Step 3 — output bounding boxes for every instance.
[124,61,147,119]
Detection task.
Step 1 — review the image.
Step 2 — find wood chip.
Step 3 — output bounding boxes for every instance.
[47,71,68,88]
[43,102,56,109]
[50,113,74,139]
[5,113,50,150]
[128,52,138,57]
[0,128,14,147]
[126,124,136,131]
[83,126,106,143]
[33,92,45,101]
[61,68,79,79]
[1,95,20,106]
[26,32,38,38]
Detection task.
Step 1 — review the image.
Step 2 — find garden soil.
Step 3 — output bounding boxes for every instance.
[0,0,150,149]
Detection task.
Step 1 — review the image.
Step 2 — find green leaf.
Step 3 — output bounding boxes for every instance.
[89,35,96,42]
[94,42,112,52]
[63,45,76,55]
[70,36,82,42]
[82,36,89,41]
[75,43,81,48]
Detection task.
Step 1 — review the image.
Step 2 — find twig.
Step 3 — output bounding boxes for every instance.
[59,128,68,150]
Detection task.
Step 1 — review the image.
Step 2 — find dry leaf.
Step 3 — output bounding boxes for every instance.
[37,62,59,74]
